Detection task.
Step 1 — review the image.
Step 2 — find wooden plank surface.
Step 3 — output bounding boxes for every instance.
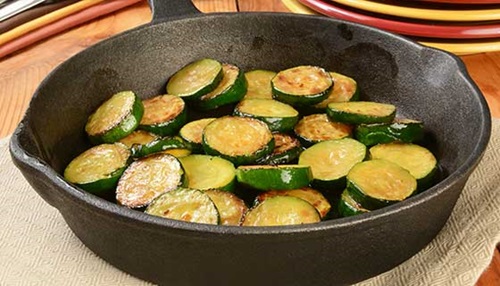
[0,1,498,285]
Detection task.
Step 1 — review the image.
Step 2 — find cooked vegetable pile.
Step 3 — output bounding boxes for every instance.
[64,58,438,227]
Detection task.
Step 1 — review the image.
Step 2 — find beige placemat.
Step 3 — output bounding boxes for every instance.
[1,120,500,285]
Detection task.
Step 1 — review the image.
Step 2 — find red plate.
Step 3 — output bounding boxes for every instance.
[299,0,500,39]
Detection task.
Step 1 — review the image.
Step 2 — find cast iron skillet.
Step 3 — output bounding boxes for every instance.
[9,0,491,285]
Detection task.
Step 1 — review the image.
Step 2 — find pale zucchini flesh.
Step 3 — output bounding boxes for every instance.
[244,70,276,99]
[204,189,248,225]
[146,188,219,225]
[234,99,299,132]
[314,72,359,109]
[166,58,223,99]
[179,154,236,192]
[294,113,353,147]
[327,101,396,124]
[116,153,185,209]
[119,130,159,148]
[139,94,187,136]
[179,118,216,152]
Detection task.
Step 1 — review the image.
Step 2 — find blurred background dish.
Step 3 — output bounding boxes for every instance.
[329,0,500,21]
[299,0,500,39]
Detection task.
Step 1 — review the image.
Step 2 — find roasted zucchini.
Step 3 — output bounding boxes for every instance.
[236,165,312,191]
[294,113,353,147]
[327,101,396,125]
[138,94,187,136]
[179,154,236,192]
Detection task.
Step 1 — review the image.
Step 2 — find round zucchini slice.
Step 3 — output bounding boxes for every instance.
[255,187,331,218]
[244,69,276,99]
[271,65,333,106]
[64,143,131,196]
[116,153,185,209]
[179,118,216,153]
[234,99,299,133]
[179,154,236,192]
[347,159,417,210]
[313,72,359,109]
[85,91,144,144]
[133,136,189,158]
[338,189,370,217]
[162,148,192,158]
[166,58,223,100]
[369,143,437,191]
[145,187,219,225]
[256,133,302,165]
[235,165,312,191]
[241,196,320,226]
[195,63,247,110]
[202,116,274,165]
[138,94,187,136]
[294,113,353,147]
[298,138,366,191]
[326,101,396,125]
[204,189,248,226]
[119,130,159,149]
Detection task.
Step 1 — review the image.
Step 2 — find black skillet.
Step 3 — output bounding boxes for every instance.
[9,0,491,285]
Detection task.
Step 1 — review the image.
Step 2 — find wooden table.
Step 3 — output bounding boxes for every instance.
[0,0,498,284]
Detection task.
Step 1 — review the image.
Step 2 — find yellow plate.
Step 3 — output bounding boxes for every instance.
[330,0,500,22]
[282,0,500,55]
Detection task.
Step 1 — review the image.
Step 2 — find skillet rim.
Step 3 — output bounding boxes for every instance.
[9,11,492,236]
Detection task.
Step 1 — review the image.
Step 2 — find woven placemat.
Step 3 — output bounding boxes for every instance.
[1,119,500,285]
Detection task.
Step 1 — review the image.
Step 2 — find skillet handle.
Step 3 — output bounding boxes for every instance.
[148,0,200,22]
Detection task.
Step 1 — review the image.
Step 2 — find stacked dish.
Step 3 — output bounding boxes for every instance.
[282,0,500,55]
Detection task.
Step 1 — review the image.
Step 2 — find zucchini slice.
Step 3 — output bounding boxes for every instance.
[255,187,331,218]
[133,136,188,158]
[85,91,144,144]
[138,94,187,136]
[256,133,302,165]
[166,58,223,100]
[196,63,247,110]
[145,187,219,225]
[179,118,216,153]
[298,138,366,191]
[271,65,333,106]
[347,159,417,210]
[338,189,370,217]
[241,196,320,226]
[64,143,131,196]
[355,119,424,146]
[327,101,396,125]
[236,165,312,191]
[116,153,185,209]
[244,69,276,100]
[179,154,236,192]
[202,116,274,165]
[162,148,192,158]
[294,113,353,147]
[313,72,359,109]
[234,99,299,133]
[369,143,437,191]
[204,189,248,225]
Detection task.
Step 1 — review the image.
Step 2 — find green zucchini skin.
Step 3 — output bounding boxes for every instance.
[236,165,312,191]
[256,133,302,165]
[338,190,370,217]
[271,65,333,106]
[145,187,220,225]
[346,159,417,210]
[138,95,188,137]
[355,119,424,146]
[195,64,247,111]
[242,196,321,226]
[86,91,144,145]
[326,101,396,125]
[179,118,216,153]
[234,99,299,133]
[202,116,275,166]
[166,58,224,100]
[132,136,189,158]
[64,143,131,197]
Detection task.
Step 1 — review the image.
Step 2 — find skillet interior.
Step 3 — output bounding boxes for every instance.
[10,11,491,286]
